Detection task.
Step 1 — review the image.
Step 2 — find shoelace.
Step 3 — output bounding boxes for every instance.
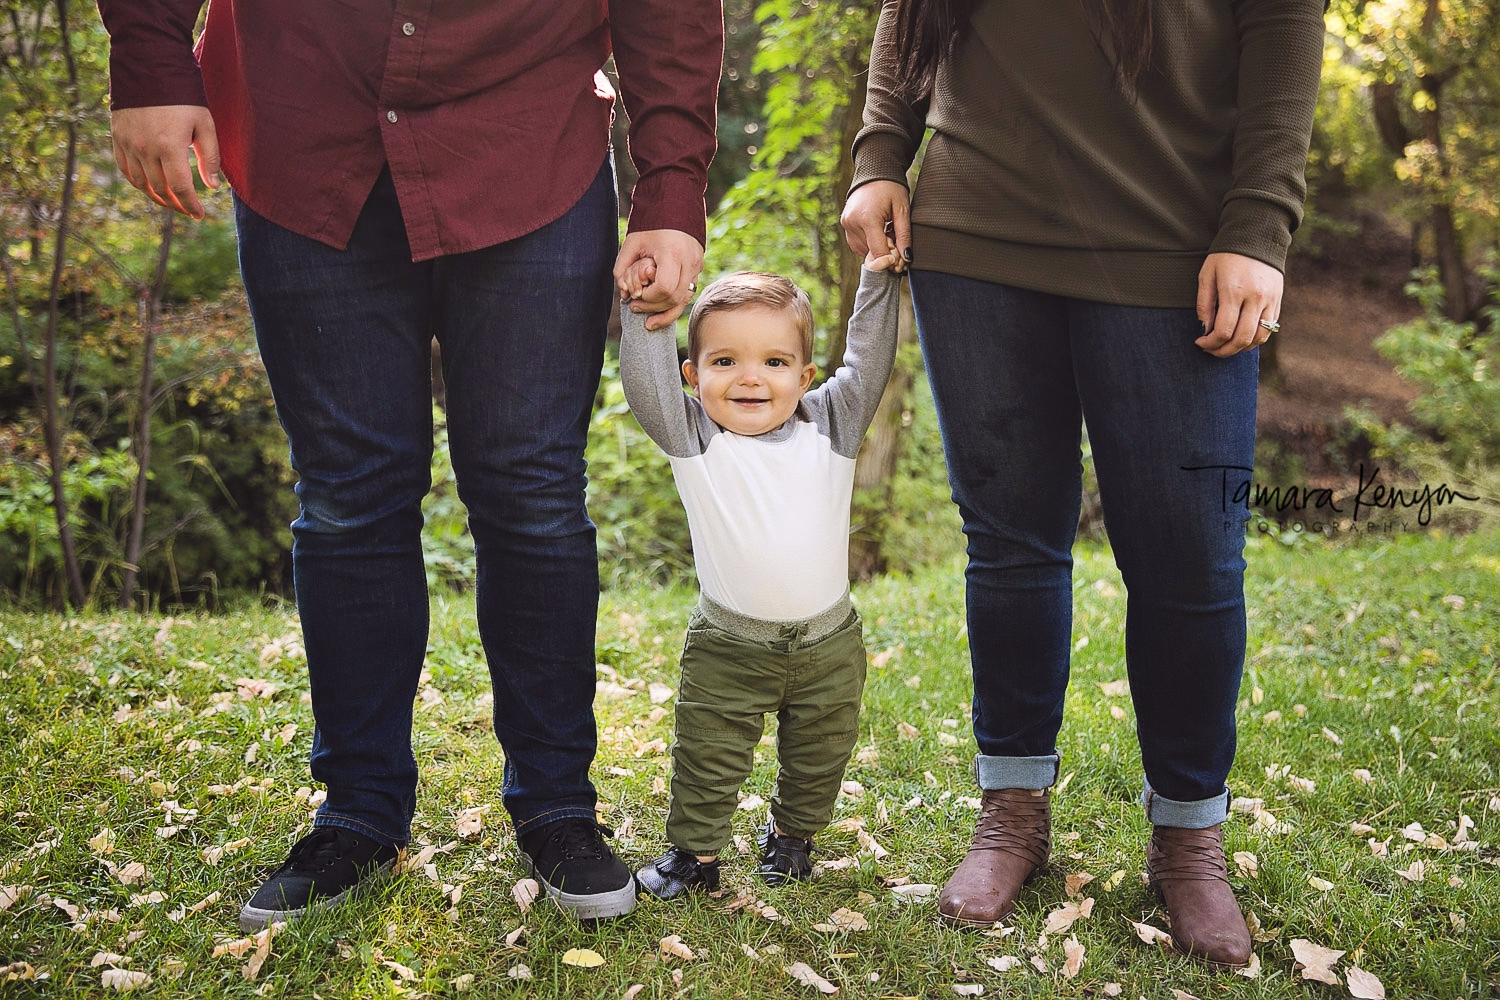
[1150,829,1229,884]
[283,829,351,874]
[971,791,1050,867]
[553,819,612,862]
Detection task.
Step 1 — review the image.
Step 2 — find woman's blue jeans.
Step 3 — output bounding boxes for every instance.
[910,270,1257,828]
[236,159,617,847]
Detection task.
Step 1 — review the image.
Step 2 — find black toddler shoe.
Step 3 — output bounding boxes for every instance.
[636,846,721,900]
[755,819,814,885]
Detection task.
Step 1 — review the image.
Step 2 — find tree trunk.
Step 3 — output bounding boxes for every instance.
[1417,2,1469,320]
[849,287,918,580]
[120,208,175,609]
[41,0,86,609]
[824,67,869,373]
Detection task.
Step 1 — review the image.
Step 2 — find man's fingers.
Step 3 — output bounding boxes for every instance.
[161,153,204,218]
[891,198,912,260]
[194,126,222,190]
[644,302,688,330]
[1195,269,1217,330]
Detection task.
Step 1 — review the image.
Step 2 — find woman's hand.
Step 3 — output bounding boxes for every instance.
[841,180,912,264]
[1195,252,1282,357]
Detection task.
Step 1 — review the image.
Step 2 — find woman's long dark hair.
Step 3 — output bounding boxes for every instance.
[893,0,1155,101]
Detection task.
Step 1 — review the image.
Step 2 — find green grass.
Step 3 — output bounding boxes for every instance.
[2,526,1498,998]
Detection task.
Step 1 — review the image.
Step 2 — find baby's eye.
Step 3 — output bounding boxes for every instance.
[766,358,788,368]
[711,357,735,366]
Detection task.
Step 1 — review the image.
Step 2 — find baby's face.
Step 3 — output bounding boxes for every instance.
[683,306,816,436]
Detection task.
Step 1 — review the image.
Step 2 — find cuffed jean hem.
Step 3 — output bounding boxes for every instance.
[974,753,1061,791]
[511,804,600,839]
[1140,784,1231,829]
[313,811,408,849]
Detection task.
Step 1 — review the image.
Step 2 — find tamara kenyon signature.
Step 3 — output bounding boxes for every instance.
[1183,463,1483,527]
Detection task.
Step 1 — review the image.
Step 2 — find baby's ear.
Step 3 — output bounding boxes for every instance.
[800,362,817,391]
[681,357,699,390]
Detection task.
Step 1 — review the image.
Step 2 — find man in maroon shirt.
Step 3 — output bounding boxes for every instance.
[98,1,723,927]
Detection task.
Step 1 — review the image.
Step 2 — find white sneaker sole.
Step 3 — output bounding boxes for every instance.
[523,855,637,921]
[238,860,398,932]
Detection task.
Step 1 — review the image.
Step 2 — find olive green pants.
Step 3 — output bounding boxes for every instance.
[665,611,867,854]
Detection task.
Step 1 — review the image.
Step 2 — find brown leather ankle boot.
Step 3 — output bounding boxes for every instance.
[937,788,1050,926]
[1146,824,1252,968]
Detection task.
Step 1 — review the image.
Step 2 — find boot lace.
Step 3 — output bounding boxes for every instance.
[1149,828,1229,884]
[971,790,1050,868]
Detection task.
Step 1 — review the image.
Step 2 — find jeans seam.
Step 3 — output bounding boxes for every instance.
[315,811,407,848]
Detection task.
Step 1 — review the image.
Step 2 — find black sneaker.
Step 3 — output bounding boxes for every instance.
[517,817,636,920]
[238,827,400,931]
[755,818,814,885]
[635,846,721,900]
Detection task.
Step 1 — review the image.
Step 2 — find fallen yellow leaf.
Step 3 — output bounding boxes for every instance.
[562,948,605,969]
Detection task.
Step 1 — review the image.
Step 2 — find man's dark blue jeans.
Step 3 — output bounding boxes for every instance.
[236,158,617,847]
[910,270,1258,829]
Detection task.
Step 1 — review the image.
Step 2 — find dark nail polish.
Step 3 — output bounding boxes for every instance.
[902,248,912,262]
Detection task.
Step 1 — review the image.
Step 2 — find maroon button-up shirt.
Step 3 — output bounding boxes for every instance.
[98,1,722,261]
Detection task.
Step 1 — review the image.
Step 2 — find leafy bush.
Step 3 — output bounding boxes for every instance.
[1347,265,1500,522]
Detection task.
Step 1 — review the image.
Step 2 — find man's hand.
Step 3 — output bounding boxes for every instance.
[111,105,221,220]
[614,229,704,330]
[1195,252,1282,357]
[841,180,911,264]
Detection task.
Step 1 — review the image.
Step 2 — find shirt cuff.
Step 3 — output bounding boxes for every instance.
[850,131,915,195]
[1208,198,1295,273]
[627,169,707,248]
[108,53,208,110]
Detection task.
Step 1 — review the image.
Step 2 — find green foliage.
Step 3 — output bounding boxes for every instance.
[708,0,875,338]
[1347,264,1500,523]
[1327,0,1500,261]
[586,353,691,586]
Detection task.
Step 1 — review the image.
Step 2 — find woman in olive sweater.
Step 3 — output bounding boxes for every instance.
[842,0,1324,968]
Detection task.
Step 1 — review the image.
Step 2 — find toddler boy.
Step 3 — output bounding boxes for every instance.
[618,250,903,898]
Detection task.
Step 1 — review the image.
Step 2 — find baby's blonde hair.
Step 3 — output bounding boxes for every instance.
[687,272,815,363]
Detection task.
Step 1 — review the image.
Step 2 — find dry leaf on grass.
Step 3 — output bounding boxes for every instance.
[89,828,116,855]
[1233,851,1259,877]
[987,956,1023,972]
[951,986,984,996]
[890,883,935,902]
[660,935,695,960]
[1290,938,1344,985]
[1061,936,1085,978]
[1101,869,1127,891]
[1102,985,1122,997]
[856,829,888,858]
[90,953,128,968]
[242,925,278,981]
[0,886,30,911]
[455,806,489,840]
[508,964,532,980]
[512,878,540,913]
[1097,679,1129,696]
[621,985,646,1000]
[1029,955,1049,974]
[1308,876,1334,891]
[1130,920,1174,948]
[1170,991,1201,1000]
[113,862,148,886]
[202,838,251,866]
[1346,966,1386,999]
[1,963,37,982]
[812,907,870,933]
[1397,860,1426,882]
[897,722,919,740]
[451,973,475,991]
[1064,872,1093,897]
[503,925,527,949]
[648,682,673,704]
[1235,953,1262,978]
[101,969,152,991]
[786,962,839,993]
[562,948,605,968]
[1044,898,1094,933]
[382,961,417,981]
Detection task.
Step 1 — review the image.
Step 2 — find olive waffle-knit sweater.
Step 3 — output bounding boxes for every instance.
[851,0,1326,307]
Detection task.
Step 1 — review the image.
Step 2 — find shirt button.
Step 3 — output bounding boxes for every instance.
[386,110,399,123]
[401,22,415,35]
